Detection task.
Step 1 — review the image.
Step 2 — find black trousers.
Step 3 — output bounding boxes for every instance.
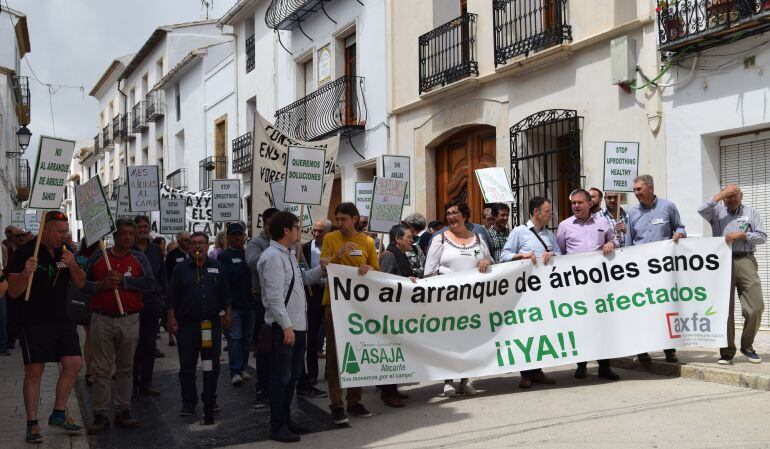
[253,300,270,395]
[269,327,305,431]
[134,306,161,389]
[297,286,323,390]
[177,320,221,407]
[577,360,610,370]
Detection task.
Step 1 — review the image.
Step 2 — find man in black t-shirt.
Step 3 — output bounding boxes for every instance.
[7,211,87,444]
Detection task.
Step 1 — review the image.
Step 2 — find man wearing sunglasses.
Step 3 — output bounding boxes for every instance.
[7,211,86,444]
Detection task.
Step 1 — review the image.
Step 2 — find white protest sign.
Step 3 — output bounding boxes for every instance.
[382,155,410,205]
[475,167,515,203]
[24,210,43,233]
[355,182,374,218]
[11,210,25,228]
[603,141,639,193]
[269,180,312,230]
[160,198,186,234]
[75,176,116,246]
[126,165,160,212]
[28,136,76,209]
[116,186,135,220]
[329,238,731,387]
[211,180,241,223]
[367,177,407,234]
[108,200,118,220]
[284,146,326,205]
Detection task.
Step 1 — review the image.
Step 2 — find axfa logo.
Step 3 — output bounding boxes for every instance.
[666,307,716,338]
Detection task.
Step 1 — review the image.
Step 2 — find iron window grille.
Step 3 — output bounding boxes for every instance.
[657,0,770,53]
[419,13,478,94]
[246,34,256,73]
[274,75,367,141]
[493,0,572,67]
[11,74,30,126]
[199,156,227,191]
[166,168,187,190]
[232,132,253,174]
[16,158,30,201]
[132,101,148,132]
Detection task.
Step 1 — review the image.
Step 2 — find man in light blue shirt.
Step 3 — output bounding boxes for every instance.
[500,196,559,389]
[626,175,685,364]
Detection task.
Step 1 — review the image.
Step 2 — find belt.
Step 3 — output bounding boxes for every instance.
[93,310,139,318]
[733,252,753,258]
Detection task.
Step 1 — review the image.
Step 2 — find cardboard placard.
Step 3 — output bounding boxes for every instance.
[126,165,161,212]
[270,180,313,230]
[211,179,241,223]
[603,141,640,193]
[160,198,186,234]
[75,176,116,246]
[284,146,326,206]
[367,177,407,234]
[475,167,515,203]
[355,182,374,218]
[28,136,76,209]
[382,155,410,205]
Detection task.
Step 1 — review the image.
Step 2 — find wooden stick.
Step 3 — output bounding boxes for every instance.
[615,193,621,223]
[100,239,125,315]
[296,205,304,262]
[24,211,47,302]
[378,233,384,259]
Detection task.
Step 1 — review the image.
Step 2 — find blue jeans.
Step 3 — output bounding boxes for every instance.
[269,326,306,431]
[226,308,255,376]
[0,297,7,351]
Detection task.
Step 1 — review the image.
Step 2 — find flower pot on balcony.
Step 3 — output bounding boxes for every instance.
[663,17,685,41]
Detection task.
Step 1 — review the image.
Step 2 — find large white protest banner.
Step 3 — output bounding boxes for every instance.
[126,165,161,212]
[475,167,515,203]
[355,182,373,218]
[76,176,115,245]
[160,198,186,234]
[251,112,339,238]
[284,146,325,205]
[603,141,639,193]
[28,136,76,210]
[329,238,731,387]
[211,180,241,222]
[367,177,407,234]
[382,155,410,205]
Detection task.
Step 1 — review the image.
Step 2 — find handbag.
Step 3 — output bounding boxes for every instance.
[65,284,92,326]
[257,266,295,353]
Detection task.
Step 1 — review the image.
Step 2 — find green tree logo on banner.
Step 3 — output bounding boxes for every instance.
[341,342,360,374]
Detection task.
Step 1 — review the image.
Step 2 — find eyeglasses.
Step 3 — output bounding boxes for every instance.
[446,211,462,217]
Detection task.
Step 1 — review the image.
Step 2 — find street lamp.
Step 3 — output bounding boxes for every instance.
[16,125,31,151]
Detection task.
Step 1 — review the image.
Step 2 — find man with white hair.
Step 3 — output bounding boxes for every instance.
[699,184,766,365]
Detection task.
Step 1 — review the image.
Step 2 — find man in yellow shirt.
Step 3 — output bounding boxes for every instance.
[321,202,379,426]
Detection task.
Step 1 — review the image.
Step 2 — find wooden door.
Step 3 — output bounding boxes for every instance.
[435,127,496,224]
[344,35,357,126]
[215,117,227,179]
[327,177,342,222]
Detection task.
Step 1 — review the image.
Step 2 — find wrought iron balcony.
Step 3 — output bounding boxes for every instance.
[265,0,332,30]
[94,134,101,154]
[16,159,30,201]
[102,124,113,149]
[132,101,148,132]
[110,177,123,200]
[166,168,187,190]
[232,132,253,174]
[11,74,30,126]
[121,113,135,141]
[246,34,255,73]
[493,0,572,66]
[657,0,770,53]
[146,91,165,122]
[419,13,478,94]
[199,156,227,190]
[112,115,124,143]
[274,76,367,141]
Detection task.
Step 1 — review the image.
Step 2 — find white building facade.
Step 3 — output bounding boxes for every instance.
[0,5,31,230]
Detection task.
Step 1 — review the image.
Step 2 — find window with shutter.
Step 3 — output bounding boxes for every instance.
[304,60,314,96]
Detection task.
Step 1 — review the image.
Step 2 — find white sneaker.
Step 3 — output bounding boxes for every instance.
[459,379,478,396]
[241,372,252,380]
[231,374,244,386]
[442,383,456,397]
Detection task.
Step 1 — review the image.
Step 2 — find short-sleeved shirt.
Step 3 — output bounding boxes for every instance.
[321,231,379,306]
[500,220,561,262]
[167,257,231,323]
[556,215,616,255]
[626,197,686,246]
[8,240,70,325]
[487,226,510,263]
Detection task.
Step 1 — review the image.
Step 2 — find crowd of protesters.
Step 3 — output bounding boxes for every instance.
[0,174,764,444]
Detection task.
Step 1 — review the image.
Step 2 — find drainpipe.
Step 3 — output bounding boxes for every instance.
[217,22,244,210]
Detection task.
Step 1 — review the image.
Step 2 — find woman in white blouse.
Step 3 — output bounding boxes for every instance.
[424,199,493,397]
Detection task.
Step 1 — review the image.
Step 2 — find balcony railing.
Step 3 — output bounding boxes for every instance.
[274,76,367,141]
[199,156,227,191]
[111,177,123,200]
[94,134,101,154]
[419,13,478,94]
[102,124,113,148]
[657,0,770,52]
[166,168,187,190]
[246,34,256,73]
[11,74,30,126]
[146,91,165,122]
[132,101,148,132]
[265,0,329,30]
[16,159,30,201]
[232,132,253,174]
[121,113,135,141]
[112,115,124,143]
[493,0,572,66]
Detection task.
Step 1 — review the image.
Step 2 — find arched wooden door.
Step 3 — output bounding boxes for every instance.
[435,126,496,224]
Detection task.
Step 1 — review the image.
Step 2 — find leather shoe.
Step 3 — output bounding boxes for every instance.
[114,410,140,429]
[598,368,620,381]
[637,352,652,363]
[530,371,556,385]
[518,376,532,389]
[139,386,161,396]
[396,390,409,399]
[664,349,679,363]
[381,392,405,408]
[574,365,587,379]
[271,427,300,443]
[288,422,309,434]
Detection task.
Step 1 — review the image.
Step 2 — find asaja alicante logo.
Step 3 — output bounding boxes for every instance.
[341,342,406,375]
[341,342,360,374]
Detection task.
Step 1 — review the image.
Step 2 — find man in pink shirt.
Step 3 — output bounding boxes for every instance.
[556,189,620,381]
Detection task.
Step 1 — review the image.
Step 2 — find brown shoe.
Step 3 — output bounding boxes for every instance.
[114,410,140,429]
[519,376,532,389]
[87,414,109,435]
[396,390,409,400]
[530,371,556,385]
[381,392,404,408]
